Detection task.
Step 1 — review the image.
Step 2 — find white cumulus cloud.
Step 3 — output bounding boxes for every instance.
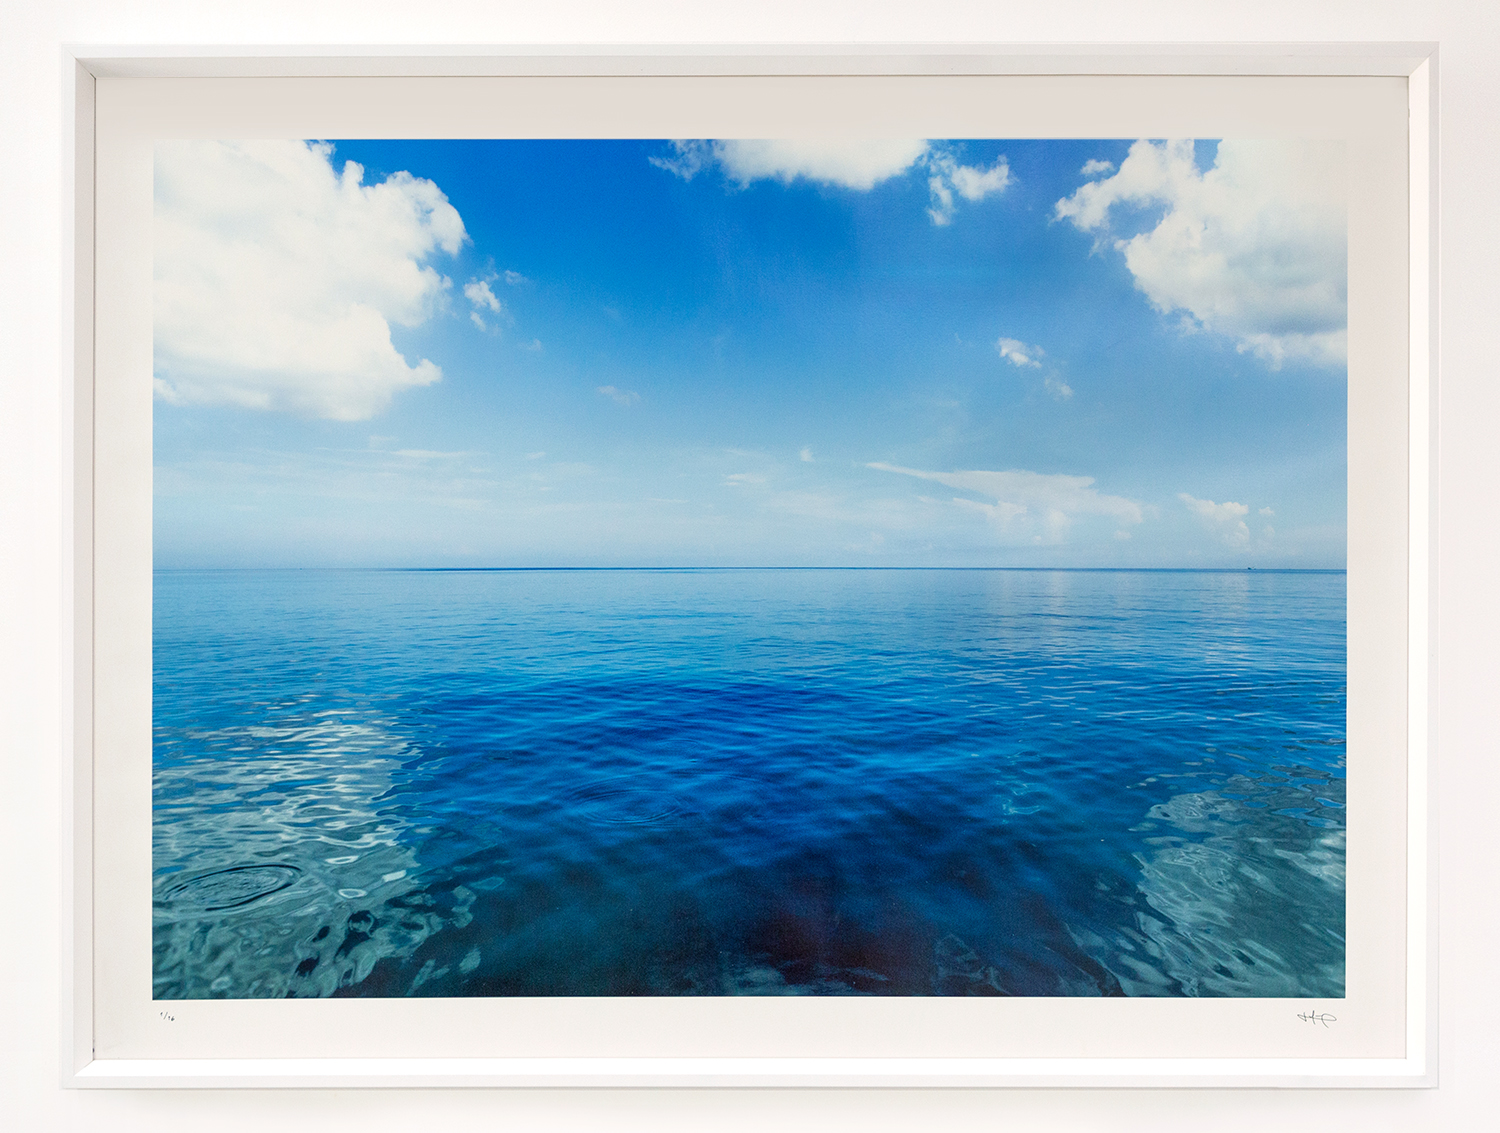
[654,139,929,191]
[653,140,1008,225]
[870,462,1141,544]
[1179,492,1251,546]
[1055,139,1346,368]
[1045,376,1074,400]
[154,140,466,420]
[996,337,1044,368]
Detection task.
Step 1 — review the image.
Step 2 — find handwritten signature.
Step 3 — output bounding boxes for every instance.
[1296,1009,1336,1027]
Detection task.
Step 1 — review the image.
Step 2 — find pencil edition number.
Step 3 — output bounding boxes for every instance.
[158,1010,175,1022]
[1296,1009,1336,1027]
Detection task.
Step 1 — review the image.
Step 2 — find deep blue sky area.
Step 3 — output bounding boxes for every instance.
[152,137,1348,568]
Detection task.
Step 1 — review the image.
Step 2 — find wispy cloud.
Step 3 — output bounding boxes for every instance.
[597,385,640,406]
[952,497,1028,523]
[925,149,1011,225]
[156,442,500,513]
[996,337,1044,368]
[464,279,501,312]
[394,448,470,461]
[1045,375,1074,400]
[870,462,1142,543]
[799,446,815,463]
[463,279,502,331]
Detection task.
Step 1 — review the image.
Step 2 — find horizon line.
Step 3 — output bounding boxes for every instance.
[152,565,1348,575]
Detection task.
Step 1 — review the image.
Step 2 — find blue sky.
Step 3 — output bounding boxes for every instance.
[153,137,1347,568]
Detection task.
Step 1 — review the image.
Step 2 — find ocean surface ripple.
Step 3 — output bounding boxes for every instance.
[152,568,1345,998]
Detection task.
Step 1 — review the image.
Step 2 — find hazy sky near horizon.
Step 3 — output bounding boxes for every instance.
[153,137,1347,568]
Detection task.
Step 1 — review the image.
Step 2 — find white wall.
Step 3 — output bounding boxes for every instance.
[3,2,1495,1129]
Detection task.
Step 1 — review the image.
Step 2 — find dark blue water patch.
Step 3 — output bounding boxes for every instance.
[152,568,1344,999]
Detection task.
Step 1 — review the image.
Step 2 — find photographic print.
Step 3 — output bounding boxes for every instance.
[150,135,1347,1001]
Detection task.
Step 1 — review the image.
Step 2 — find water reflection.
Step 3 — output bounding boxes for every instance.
[1114,776,1345,997]
[153,710,471,998]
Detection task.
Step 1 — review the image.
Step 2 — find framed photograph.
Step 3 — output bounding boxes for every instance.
[64,44,1436,1088]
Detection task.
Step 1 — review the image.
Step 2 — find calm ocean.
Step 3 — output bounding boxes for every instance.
[152,567,1346,998]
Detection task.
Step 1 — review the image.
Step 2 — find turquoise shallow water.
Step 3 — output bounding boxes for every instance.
[152,568,1345,998]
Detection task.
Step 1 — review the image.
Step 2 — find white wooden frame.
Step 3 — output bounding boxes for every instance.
[60,43,1439,1089]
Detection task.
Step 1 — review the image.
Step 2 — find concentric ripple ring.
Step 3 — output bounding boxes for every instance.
[161,865,302,911]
